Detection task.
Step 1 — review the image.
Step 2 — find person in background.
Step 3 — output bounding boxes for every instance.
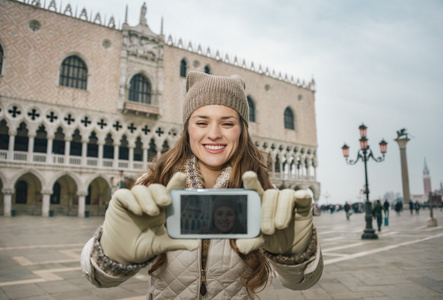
[409,200,414,215]
[414,201,421,215]
[372,200,384,231]
[383,199,390,217]
[395,201,402,216]
[80,71,323,299]
[344,201,351,221]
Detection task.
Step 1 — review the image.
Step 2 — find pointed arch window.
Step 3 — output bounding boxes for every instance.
[16,180,28,204]
[247,96,256,122]
[59,55,88,90]
[50,182,61,204]
[14,122,29,151]
[34,125,48,153]
[284,107,295,130]
[180,59,187,77]
[129,74,151,104]
[0,120,9,150]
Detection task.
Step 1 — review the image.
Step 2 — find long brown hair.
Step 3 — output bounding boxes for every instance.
[138,118,272,298]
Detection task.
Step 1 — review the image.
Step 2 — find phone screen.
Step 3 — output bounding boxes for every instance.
[180,194,247,235]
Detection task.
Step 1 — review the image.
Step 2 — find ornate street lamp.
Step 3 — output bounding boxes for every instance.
[341,123,387,240]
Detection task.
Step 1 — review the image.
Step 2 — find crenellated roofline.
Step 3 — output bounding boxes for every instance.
[13,0,316,91]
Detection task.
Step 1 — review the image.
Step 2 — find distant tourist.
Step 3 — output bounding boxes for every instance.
[414,201,421,215]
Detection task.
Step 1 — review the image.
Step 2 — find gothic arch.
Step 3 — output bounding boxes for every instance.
[10,168,46,191]
[49,170,82,192]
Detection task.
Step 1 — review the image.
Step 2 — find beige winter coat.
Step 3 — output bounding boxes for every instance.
[81,236,322,299]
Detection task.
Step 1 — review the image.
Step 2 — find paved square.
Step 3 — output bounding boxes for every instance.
[1,209,442,299]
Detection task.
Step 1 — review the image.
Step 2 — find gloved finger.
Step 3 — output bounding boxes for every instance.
[113,189,143,216]
[275,189,296,230]
[166,172,187,191]
[155,235,201,253]
[131,185,159,216]
[148,184,171,208]
[235,235,265,254]
[261,190,278,235]
[293,190,313,214]
[242,171,264,197]
[146,172,187,208]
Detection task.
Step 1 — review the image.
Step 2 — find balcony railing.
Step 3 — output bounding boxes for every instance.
[0,150,145,171]
[0,150,315,182]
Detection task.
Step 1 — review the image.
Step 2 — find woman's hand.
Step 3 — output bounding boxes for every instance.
[100,173,200,264]
[236,171,313,256]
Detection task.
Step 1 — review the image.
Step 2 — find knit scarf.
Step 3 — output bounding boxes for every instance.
[184,155,232,189]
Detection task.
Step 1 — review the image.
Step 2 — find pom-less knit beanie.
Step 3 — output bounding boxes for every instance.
[183,71,249,125]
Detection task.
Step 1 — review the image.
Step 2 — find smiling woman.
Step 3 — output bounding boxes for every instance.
[81,71,323,299]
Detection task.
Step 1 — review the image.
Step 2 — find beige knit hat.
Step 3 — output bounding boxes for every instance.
[183,71,249,125]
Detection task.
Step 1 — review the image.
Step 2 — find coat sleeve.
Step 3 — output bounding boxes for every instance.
[269,241,323,290]
[80,237,140,288]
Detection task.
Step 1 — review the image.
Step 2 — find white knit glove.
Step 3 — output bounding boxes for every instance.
[100,173,200,264]
[236,171,313,255]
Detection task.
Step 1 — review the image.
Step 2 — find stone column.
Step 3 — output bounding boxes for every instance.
[46,135,54,163]
[113,143,120,168]
[8,132,16,160]
[78,192,87,218]
[41,189,52,217]
[142,146,148,170]
[81,138,88,166]
[27,135,35,162]
[128,142,135,169]
[98,141,104,167]
[395,137,411,205]
[64,138,71,165]
[2,189,14,217]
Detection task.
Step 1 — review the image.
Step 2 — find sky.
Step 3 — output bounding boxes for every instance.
[47,0,443,204]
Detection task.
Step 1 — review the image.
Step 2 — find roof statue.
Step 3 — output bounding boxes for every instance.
[140,2,147,25]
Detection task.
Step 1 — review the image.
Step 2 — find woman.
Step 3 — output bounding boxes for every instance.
[210,197,246,234]
[81,71,323,299]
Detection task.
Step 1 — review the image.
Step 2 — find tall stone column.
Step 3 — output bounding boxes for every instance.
[2,189,14,217]
[395,137,411,205]
[41,190,52,217]
[78,193,86,218]
[98,141,104,167]
[27,135,35,163]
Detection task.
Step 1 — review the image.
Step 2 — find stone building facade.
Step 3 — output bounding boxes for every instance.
[0,0,320,217]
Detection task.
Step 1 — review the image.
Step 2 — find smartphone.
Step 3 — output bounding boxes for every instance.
[166,189,261,239]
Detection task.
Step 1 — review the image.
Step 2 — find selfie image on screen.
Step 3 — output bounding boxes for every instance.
[180,195,247,235]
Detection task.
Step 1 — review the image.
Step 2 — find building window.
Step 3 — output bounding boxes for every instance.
[103,133,114,159]
[14,122,29,152]
[34,125,48,153]
[284,107,295,130]
[87,131,98,157]
[204,65,211,74]
[0,44,3,75]
[247,96,256,122]
[180,59,187,77]
[53,127,65,155]
[59,55,88,90]
[0,120,9,150]
[119,135,129,160]
[70,129,82,156]
[129,74,151,104]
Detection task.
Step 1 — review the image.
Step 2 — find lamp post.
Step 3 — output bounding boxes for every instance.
[341,124,388,240]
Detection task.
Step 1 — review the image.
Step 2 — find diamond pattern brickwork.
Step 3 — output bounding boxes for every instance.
[0,0,121,113]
